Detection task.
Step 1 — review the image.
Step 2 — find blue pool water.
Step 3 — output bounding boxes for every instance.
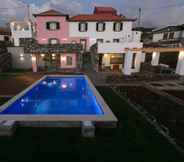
[0,76,103,115]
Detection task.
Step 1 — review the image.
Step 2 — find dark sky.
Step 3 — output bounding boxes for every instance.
[1,0,184,27]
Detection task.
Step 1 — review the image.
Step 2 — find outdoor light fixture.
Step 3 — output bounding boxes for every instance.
[20,57,24,61]
[61,56,66,61]
[11,22,15,26]
[31,56,36,61]
[62,38,68,41]
[41,54,45,57]
[52,54,56,57]
[20,54,24,57]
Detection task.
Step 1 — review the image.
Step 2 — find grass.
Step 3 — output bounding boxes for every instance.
[0,98,10,105]
[0,86,183,162]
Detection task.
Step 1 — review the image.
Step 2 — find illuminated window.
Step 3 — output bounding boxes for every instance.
[66,56,73,65]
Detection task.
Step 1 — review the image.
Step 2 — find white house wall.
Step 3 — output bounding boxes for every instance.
[0,35,9,41]
[153,33,164,42]
[69,21,133,47]
[97,42,143,54]
[7,47,32,69]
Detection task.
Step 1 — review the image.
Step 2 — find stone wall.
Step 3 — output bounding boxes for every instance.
[7,47,32,69]
[20,38,83,54]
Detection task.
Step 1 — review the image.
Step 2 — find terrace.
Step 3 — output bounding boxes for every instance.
[0,72,183,161]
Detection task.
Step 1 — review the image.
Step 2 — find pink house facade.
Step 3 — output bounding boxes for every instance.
[29,10,83,72]
[35,10,70,44]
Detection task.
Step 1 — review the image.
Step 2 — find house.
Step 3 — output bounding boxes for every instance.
[7,7,143,74]
[0,27,11,42]
[133,27,154,43]
[10,20,33,46]
[69,7,143,74]
[152,24,184,47]
[31,10,82,72]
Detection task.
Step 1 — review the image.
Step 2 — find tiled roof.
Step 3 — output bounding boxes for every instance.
[69,14,135,22]
[0,27,11,35]
[33,9,68,17]
[69,6,135,22]
[94,6,117,14]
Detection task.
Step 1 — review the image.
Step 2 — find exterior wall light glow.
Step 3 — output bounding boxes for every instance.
[52,54,56,57]
[20,57,24,61]
[31,56,36,61]
[61,56,66,61]
[62,38,68,41]
[41,54,45,57]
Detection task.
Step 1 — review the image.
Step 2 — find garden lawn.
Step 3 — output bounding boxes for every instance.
[0,86,183,162]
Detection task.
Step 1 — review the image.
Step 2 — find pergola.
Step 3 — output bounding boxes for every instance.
[122,47,184,76]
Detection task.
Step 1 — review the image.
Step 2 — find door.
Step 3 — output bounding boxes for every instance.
[80,39,87,51]
[60,54,76,69]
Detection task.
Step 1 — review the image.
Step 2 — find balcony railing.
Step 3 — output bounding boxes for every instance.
[97,41,143,53]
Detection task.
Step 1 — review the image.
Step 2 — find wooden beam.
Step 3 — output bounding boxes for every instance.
[125,47,184,53]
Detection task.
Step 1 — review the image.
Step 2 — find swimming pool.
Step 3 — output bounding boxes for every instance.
[0,75,117,122]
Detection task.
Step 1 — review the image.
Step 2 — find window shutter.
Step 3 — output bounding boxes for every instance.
[103,23,105,31]
[96,23,99,31]
[57,22,60,29]
[79,23,81,31]
[113,23,116,31]
[46,22,50,30]
[85,23,88,31]
[120,23,123,31]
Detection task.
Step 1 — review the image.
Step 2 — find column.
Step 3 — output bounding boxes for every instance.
[134,52,142,72]
[123,51,133,75]
[141,52,146,63]
[176,51,184,76]
[31,54,37,72]
[151,52,160,66]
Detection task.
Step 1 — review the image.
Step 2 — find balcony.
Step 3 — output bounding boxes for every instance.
[97,41,143,54]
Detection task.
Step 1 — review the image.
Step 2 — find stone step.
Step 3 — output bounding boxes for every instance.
[0,120,16,136]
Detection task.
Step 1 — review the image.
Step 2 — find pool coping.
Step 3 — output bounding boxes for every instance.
[0,75,118,122]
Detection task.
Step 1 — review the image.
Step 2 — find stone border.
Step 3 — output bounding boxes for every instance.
[0,75,118,123]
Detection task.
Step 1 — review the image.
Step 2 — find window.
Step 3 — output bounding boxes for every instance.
[96,22,105,32]
[132,53,136,68]
[49,38,59,44]
[163,33,168,40]
[169,32,174,39]
[79,22,88,32]
[66,56,73,65]
[113,39,120,43]
[110,57,122,64]
[46,22,60,30]
[97,39,103,43]
[113,22,123,32]
[4,36,9,41]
